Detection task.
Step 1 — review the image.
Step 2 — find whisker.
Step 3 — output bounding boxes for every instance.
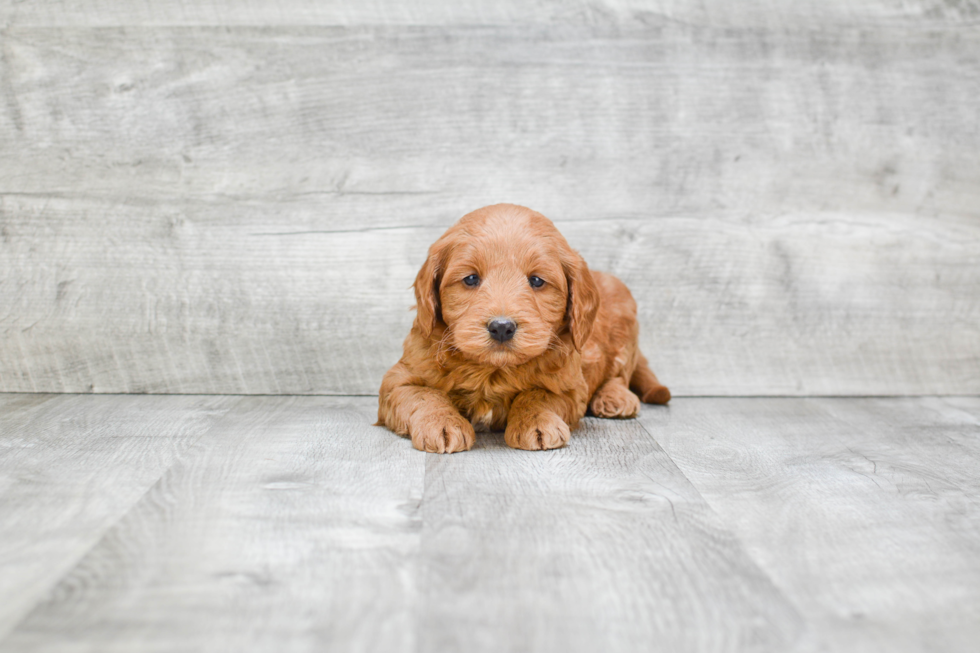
[434,328,458,364]
[548,332,571,357]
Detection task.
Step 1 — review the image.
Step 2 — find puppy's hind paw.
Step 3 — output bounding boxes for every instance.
[411,412,475,454]
[505,410,570,451]
[590,379,641,419]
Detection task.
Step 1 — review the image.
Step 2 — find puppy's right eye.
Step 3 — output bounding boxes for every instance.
[463,274,480,287]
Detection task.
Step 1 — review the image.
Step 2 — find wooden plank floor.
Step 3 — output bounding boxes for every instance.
[1,394,978,652]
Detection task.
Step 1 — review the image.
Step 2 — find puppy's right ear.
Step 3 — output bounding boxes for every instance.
[562,247,600,352]
[413,239,447,338]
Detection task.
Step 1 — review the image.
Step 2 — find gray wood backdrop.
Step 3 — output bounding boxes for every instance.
[1,1,978,396]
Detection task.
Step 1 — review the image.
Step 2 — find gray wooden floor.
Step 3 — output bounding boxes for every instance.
[1,393,978,652]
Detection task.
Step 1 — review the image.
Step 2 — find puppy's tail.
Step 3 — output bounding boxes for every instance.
[630,355,671,405]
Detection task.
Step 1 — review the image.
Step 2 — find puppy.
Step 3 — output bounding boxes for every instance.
[377,204,669,453]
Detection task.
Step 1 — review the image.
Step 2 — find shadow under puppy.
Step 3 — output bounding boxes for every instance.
[378,204,669,453]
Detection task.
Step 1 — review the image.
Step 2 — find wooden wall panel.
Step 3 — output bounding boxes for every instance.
[2,195,977,395]
[2,26,978,216]
[2,0,977,28]
[1,21,978,395]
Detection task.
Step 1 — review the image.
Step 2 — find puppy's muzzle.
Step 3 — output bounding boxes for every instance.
[487,317,517,343]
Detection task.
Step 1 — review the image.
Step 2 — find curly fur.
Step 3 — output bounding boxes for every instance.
[377,204,670,453]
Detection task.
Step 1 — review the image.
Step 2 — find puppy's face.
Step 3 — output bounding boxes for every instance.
[439,229,568,367]
[414,205,599,368]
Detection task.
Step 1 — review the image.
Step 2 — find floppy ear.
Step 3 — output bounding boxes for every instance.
[413,239,448,338]
[563,248,600,351]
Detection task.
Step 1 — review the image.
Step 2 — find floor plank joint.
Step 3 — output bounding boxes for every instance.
[2,394,977,651]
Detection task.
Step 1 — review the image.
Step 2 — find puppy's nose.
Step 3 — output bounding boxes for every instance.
[487,317,517,343]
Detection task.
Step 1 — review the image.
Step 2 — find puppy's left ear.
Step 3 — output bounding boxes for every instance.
[563,248,600,351]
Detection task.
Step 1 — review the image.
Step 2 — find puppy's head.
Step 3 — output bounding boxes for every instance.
[413,204,599,367]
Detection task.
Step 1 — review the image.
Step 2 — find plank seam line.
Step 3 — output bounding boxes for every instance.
[632,416,809,637]
[248,224,441,236]
[0,395,247,645]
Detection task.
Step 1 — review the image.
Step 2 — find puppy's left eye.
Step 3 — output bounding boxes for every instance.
[528,276,545,288]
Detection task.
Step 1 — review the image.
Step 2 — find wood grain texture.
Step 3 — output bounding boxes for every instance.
[0,396,426,653]
[2,394,980,651]
[2,26,977,212]
[643,397,980,653]
[417,416,803,652]
[2,197,978,396]
[0,395,805,653]
[0,393,234,640]
[2,0,979,27]
[1,21,979,395]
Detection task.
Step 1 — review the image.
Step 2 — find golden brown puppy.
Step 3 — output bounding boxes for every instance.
[378,204,669,453]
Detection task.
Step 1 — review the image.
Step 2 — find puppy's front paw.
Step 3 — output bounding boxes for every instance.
[411,411,475,454]
[505,410,570,451]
